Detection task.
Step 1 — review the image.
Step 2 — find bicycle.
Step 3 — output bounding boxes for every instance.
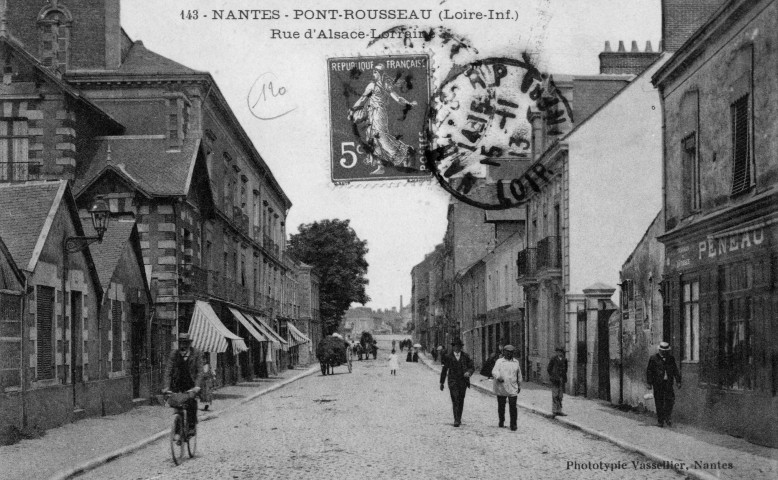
[163,390,198,465]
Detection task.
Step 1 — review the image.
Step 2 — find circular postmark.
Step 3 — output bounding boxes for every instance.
[423,54,573,210]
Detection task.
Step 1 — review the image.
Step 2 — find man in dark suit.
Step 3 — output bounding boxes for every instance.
[164,333,204,435]
[439,338,475,427]
[646,341,682,427]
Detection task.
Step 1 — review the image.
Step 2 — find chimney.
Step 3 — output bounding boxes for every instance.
[599,39,662,75]
[662,0,727,52]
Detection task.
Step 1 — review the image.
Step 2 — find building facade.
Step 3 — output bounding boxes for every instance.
[652,0,778,446]
[1,0,295,389]
[0,181,151,438]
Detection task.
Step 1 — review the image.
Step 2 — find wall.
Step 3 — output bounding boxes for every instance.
[661,2,778,231]
[567,56,667,297]
[615,213,664,408]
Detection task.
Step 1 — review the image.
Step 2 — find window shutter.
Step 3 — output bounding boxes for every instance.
[731,95,751,195]
[37,286,55,379]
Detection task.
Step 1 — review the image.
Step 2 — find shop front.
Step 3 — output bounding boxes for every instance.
[661,208,777,447]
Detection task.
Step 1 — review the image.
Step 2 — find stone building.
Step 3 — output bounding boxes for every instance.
[0,181,151,437]
[517,48,662,393]
[410,244,442,349]
[651,0,777,446]
[616,212,664,409]
[1,0,294,387]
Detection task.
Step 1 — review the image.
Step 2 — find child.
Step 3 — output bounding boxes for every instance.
[388,349,399,376]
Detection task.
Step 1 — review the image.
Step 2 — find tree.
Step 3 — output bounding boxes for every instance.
[288,219,369,334]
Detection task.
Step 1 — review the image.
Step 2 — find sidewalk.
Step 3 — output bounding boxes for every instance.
[420,353,777,480]
[0,365,319,480]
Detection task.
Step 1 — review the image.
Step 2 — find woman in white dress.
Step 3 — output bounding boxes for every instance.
[388,349,399,376]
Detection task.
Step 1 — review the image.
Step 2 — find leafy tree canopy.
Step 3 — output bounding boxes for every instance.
[288,219,369,334]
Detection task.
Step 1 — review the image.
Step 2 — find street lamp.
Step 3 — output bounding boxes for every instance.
[63,195,110,410]
[65,196,110,253]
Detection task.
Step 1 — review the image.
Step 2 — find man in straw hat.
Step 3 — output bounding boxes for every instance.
[492,345,522,430]
[439,338,475,427]
[547,346,568,417]
[646,341,682,427]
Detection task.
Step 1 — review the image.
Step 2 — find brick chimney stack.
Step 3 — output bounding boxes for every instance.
[662,0,726,52]
[599,40,661,75]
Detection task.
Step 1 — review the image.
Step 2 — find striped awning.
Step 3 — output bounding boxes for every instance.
[228,307,268,344]
[246,315,280,347]
[252,315,289,351]
[188,301,248,354]
[287,322,311,345]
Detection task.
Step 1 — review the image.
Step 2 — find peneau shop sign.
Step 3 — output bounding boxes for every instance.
[675,226,769,269]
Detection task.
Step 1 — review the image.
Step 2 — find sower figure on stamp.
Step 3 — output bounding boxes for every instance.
[348,64,418,174]
[646,341,682,427]
[492,345,522,430]
[547,346,568,416]
[439,338,475,427]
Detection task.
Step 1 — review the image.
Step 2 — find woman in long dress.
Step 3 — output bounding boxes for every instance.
[348,64,418,174]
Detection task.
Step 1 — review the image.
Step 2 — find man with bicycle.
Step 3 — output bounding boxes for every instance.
[163,333,203,436]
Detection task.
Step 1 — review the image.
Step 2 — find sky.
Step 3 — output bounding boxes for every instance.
[121,0,661,310]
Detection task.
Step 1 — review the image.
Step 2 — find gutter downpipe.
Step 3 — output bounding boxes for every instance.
[20,274,28,427]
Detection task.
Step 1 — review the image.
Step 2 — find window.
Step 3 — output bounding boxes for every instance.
[36,286,55,380]
[38,10,71,70]
[683,133,700,212]
[0,119,31,181]
[682,280,699,362]
[730,95,752,195]
[111,299,123,373]
[718,261,756,390]
[1,292,22,389]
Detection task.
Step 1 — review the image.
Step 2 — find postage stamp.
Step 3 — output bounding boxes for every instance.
[327,54,431,182]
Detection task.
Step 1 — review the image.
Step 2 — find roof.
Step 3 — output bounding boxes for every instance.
[0,237,23,291]
[75,136,201,197]
[81,216,136,290]
[484,209,525,222]
[116,41,204,76]
[0,181,65,271]
[0,37,124,134]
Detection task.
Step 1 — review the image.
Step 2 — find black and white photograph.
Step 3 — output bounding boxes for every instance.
[0,0,776,478]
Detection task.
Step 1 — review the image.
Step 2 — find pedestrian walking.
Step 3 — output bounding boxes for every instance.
[199,354,215,411]
[388,349,399,375]
[646,341,682,427]
[492,345,522,430]
[431,345,438,362]
[372,340,378,360]
[547,346,568,416]
[437,345,447,364]
[439,338,475,427]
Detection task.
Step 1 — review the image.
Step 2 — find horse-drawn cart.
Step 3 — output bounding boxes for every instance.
[316,335,353,375]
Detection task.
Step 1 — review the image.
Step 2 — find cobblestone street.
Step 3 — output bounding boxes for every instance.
[79,352,683,480]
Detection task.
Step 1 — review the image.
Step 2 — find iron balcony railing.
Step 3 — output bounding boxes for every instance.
[537,236,562,270]
[0,162,42,182]
[516,248,537,278]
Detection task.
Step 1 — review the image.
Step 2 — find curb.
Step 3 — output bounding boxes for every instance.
[417,354,717,480]
[48,366,320,480]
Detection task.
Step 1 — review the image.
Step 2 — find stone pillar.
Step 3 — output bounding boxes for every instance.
[583,283,616,400]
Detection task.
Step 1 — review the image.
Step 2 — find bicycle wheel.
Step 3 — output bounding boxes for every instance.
[170,414,185,465]
[187,424,197,457]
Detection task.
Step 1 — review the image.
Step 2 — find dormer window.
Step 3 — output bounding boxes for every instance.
[37,5,73,72]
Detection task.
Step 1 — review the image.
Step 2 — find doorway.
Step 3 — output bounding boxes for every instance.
[70,291,83,408]
[576,310,587,396]
[130,304,146,398]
